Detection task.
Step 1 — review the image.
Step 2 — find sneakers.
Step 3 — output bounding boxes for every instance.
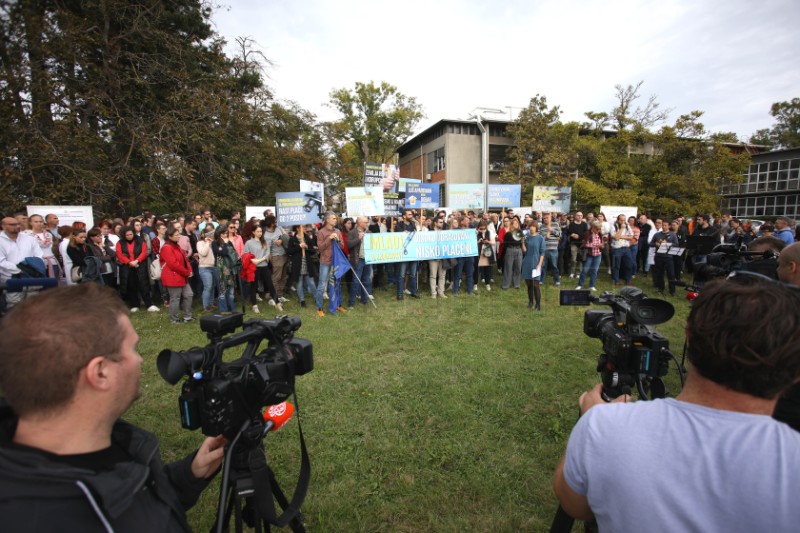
[473,284,478,292]
[252,305,260,313]
[438,292,447,299]
[337,306,348,313]
[576,285,582,290]
[147,305,160,312]
[256,294,263,302]
[554,282,561,287]
[130,307,139,313]
[170,319,180,324]
[183,317,194,323]
[276,303,284,312]
[590,287,598,292]
[323,292,329,300]
[569,274,575,279]
[485,284,491,291]
[404,289,411,295]
[268,299,276,307]
[278,296,288,303]
[316,309,325,317]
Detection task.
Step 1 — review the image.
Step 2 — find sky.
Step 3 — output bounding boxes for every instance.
[211,0,800,140]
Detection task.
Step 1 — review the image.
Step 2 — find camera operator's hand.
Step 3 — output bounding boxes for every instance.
[191,434,227,479]
[579,383,631,415]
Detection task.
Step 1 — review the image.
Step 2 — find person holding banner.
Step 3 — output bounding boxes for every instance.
[346,216,373,307]
[395,210,420,300]
[315,212,344,316]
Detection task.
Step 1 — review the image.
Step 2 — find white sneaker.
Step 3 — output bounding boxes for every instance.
[130,307,139,313]
[569,274,575,279]
[252,305,260,313]
[590,287,598,292]
[147,305,160,312]
[438,293,447,299]
[256,294,263,302]
[404,289,411,295]
[276,303,284,312]
[473,284,478,292]
[576,285,582,290]
[278,297,288,303]
[555,282,561,286]
[268,299,276,307]
[323,292,329,300]
[485,284,491,291]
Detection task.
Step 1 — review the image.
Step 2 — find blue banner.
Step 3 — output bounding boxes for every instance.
[405,183,440,209]
[363,229,478,265]
[276,192,323,226]
[488,184,521,208]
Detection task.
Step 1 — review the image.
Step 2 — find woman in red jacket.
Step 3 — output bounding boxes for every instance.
[115,225,158,312]
[160,227,194,324]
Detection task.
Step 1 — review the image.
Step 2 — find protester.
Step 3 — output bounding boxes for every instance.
[315,212,345,316]
[160,227,194,323]
[86,227,117,287]
[213,224,240,313]
[553,278,800,532]
[475,220,495,291]
[567,212,588,278]
[346,216,373,308]
[575,220,603,291]
[287,225,317,308]
[521,220,545,310]
[116,225,159,313]
[611,214,635,286]
[243,225,280,313]
[541,213,561,287]
[24,214,59,278]
[0,284,224,530]
[502,217,524,290]
[197,225,219,312]
[262,215,288,305]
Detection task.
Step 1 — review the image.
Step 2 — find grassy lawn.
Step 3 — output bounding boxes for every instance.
[127,269,690,532]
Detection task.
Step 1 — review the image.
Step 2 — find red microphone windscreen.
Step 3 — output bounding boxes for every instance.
[263,401,295,432]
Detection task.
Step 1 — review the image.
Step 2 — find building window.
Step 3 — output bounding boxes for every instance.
[428,147,445,173]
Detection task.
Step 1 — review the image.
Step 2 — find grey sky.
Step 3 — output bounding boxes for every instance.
[212,0,800,139]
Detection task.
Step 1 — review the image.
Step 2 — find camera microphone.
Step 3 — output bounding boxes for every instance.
[262,401,295,435]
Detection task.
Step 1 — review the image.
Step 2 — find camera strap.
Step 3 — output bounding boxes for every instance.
[250,390,310,528]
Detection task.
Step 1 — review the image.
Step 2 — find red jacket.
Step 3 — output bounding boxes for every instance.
[159,241,192,287]
[240,253,256,282]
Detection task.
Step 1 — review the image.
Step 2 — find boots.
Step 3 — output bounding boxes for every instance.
[534,282,541,311]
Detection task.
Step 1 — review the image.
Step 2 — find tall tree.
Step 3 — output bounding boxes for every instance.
[749,97,800,149]
[327,81,424,165]
[501,95,580,203]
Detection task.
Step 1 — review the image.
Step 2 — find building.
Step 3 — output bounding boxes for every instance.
[720,147,800,219]
[397,118,513,206]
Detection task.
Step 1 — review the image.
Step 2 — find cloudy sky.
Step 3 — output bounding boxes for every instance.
[212,0,799,140]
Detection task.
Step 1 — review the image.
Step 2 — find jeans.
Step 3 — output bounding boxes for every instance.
[612,247,634,283]
[542,249,560,285]
[199,267,219,309]
[577,254,601,288]
[397,261,418,297]
[296,274,317,304]
[218,286,235,312]
[629,245,639,275]
[315,263,332,310]
[453,257,474,295]
[349,259,373,306]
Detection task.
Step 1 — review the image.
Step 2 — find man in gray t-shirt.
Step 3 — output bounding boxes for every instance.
[553,278,800,533]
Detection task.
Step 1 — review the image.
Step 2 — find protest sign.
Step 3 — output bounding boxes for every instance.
[346,187,385,217]
[364,162,399,193]
[600,205,638,222]
[276,192,323,225]
[405,183,440,209]
[449,184,484,210]
[532,186,572,213]
[487,184,521,208]
[27,205,93,227]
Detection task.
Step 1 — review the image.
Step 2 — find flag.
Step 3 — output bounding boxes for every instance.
[329,243,352,313]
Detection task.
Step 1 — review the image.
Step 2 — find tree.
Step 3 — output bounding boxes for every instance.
[327,81,424,165]
[749,98,800,149]
[502,95,580,203]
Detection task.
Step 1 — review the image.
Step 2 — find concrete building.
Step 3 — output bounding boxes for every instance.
[720,147,800,219]
[397,118,514,207]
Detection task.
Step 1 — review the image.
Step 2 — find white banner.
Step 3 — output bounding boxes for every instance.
[27,205,93,228]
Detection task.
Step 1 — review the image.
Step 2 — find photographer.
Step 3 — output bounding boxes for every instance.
[0,284,225,531]
[553,278,800,532]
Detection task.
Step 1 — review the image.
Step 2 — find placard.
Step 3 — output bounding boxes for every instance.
[532,186,572,213]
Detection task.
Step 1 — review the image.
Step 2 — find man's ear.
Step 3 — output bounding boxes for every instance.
[82,356,113,391]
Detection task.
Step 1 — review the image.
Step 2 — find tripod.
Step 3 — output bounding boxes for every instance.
[215,418,309,533]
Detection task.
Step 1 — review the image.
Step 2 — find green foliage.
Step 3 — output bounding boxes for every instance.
[749,97,800,149]
[0,1,326,217]
[327,81,425,165]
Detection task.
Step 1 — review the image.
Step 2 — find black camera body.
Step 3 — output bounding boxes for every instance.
[158,313,313,439]
[695,243,779,285]
[564,287,675,400]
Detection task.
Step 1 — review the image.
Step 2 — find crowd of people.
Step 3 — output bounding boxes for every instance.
[1,208,797,319]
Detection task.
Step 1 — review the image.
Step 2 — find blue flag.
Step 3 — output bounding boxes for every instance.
[329,243,351,313]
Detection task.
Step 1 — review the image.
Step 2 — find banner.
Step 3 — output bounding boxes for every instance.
[449,184,484,210]
[532,186,572,213]
[405,183,440,209]
[346,187,385,217]
[300,179,324,208]
[384,192,405,218]
[600,205,638,223]
[26,205,93,227]
[363,229,478,264]
[487,184,521,208]
[398,177,421,193]
[276,192,324,226]
[245,206,275,222]
[364,162,399,193]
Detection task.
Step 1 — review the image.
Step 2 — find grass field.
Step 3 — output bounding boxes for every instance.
[127,269,691,532]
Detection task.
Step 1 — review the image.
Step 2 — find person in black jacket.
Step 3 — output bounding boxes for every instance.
[0,283,224,532]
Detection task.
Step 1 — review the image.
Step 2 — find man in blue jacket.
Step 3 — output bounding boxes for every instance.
[0,283,225,531]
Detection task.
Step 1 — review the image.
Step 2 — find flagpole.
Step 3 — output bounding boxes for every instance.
[335,241,378,309]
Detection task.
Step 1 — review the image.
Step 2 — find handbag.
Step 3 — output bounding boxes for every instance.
[149,255,162,281]
[578,247,589,263]
[70,265,83,283]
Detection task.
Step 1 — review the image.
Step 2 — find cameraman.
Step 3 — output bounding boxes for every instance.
[0,284,225,531]
[553,278,800,532]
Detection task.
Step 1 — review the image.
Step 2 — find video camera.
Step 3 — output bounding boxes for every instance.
[561,287,679,400]
[157,312,313,440]
[693,242,779,285]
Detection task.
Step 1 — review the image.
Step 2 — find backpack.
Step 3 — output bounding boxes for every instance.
[149,254,162,281]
